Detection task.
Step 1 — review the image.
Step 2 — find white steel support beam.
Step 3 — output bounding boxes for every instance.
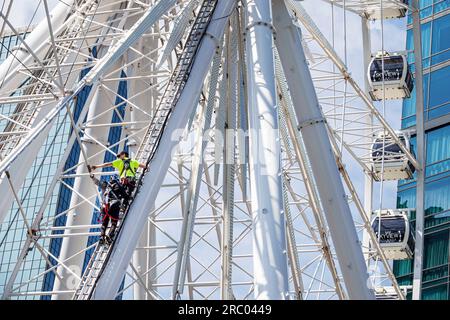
[236,15,249,205]
[90,0,237,299]
[281,175,304,300]
[0,0,12,40]
[132,207,155,300]
[411,0,425,300]
[221,20,237,299]
[171,103,207,299]
[127,42,155,300]
[361,16,373,264]
[276,66,346,299]
[244,0,289,300]
[142,25,164,299]
[126,48,152,157]
[273,0,374,300]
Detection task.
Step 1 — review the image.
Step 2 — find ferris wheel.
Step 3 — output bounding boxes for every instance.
[0,0,425,300]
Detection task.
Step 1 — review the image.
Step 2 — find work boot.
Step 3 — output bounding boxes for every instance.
[108,223,117,241]
[99,226,107,245]
[105,234,113,245]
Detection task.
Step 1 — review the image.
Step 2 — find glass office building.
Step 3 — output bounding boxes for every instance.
[0,30,128,299]
[394,1,450,300]
[0,27,67,299]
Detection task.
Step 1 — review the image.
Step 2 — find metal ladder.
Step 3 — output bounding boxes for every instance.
[72,240,110,300]
[134,0,218,165]
[72,0,218,300]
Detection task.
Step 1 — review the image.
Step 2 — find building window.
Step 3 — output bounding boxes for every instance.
[401,65,450,127]
[426,125,450,176]
[431,14,450,65]
[423,230,449,273]
[425,176,450,230]
[433,0,450,15]
[401,73,429,128]
[428,65,450,119]
[406,13,450,70]
[407,0,450,24]
[422,283,449,299]
[398,187,417,210]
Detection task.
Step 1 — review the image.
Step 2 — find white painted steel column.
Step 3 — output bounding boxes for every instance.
[127,45,155,300]
[272,0,374,299]
[132,208,155,300]
[91,0,237,300]
[52,65,122,300]
[361,16,373,264]
[411,0,425,300]
[244,0,289,300]
[126,61,150,156]
[141,33,159,299]
[128,75,151,301]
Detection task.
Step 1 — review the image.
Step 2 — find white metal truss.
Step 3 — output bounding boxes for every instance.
[319,0,410,18]
[0,0,421,300]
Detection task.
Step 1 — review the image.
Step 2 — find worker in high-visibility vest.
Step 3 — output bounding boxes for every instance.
[89,151,147,206]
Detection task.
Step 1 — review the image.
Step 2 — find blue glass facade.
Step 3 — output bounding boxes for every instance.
[394,1,450,300]
[0,30,77,299]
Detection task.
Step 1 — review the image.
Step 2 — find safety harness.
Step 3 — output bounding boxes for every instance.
[99,181,125,222]
[119,158,136,179]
